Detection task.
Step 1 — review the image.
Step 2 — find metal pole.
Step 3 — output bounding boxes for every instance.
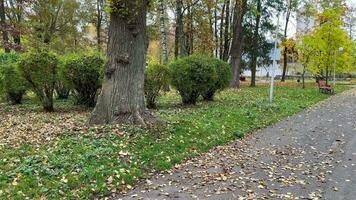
[269,15,280,103]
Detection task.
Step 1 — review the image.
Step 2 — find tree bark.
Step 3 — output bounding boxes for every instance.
[186,2,194,55]
[223,0,230,61]
[89,1,150,126]
[214,0,218,57]
[158,0,168,64]
[250,0,261,87]
[174,0,185,58]
[219,1,225,59]
[0,0,10,52]
[96,0,104,51]
[230,0,247,88]
[281,0,291,82]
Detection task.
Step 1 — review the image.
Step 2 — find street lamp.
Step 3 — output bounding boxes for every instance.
[333,47,344,87]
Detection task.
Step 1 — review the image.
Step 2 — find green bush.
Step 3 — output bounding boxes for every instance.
[170,55,218,104]
[202,58,231,101]
[144,63,170,109]
[60,52,104,107]
[18,49,58,112]
[0,52,27,104]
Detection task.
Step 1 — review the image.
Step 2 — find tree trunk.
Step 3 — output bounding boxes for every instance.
[281,0,291,82]
[158,0,168,64]
[302,65,306,89]
[230,0,247,88]
[223,0,230,61]
[0,0,10,53]
[214,0,218,57]
[89,2,150,126]
[186,3,194,55]
[250,0,261,87]
[219,1,225,59]
[174,0,185,58]
[96,0,103,51]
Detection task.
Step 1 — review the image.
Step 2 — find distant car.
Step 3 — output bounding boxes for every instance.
[240,76,246,81]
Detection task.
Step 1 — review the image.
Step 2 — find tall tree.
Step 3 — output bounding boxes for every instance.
[28,0,80,49]
[5,0,26,48]
[174,0,185,58]
[95,0,105,51]
[301,4,355,84]
[222,0,231,61]
[281,0,298,82]
[249,0,262,87]
[89,0,151,125]
[0,0,10,52]
[230,0,247,88]
[158,0,168,64]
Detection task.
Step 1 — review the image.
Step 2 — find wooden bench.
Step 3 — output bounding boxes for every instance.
[318,80,333,94]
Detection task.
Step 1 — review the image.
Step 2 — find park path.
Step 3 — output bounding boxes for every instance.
[112,88,356,200]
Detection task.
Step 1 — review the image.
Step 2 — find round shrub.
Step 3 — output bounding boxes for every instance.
[202,58,231,101]
[18,49,58,111]
[170,55,218,104]
[60,52,104,107]
[0,63,27,104]
[0,52,27,104]
[144,63,170,109]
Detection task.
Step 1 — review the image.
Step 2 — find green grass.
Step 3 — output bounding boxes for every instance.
[0,84,351,199]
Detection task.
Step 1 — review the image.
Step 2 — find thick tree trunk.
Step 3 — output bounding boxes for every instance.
[230,0,246,88]
[250,0,261,87]
[0,0,10,53]
[281,0,291,82]
[89,2,150,126]
[158,0,168,64]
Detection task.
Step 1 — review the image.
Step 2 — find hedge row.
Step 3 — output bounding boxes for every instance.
[0,49,105,111]
[1,52,231,111]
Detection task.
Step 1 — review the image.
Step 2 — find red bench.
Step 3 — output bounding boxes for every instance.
[318,80,333,94]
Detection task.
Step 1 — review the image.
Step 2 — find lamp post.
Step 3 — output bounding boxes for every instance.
[333,47,344,87]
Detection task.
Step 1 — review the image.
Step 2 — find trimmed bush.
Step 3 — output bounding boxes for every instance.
[202,58,231,101]
[0,53,27,104]
[144,63,170,109]
[0,52,26,104]
[170,55,218,104]
[60,52,104,107]
[18,49,58,112]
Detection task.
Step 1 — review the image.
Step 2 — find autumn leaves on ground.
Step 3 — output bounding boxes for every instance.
[0,83,350,199]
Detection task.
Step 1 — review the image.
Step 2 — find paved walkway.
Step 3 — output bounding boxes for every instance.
[113,88,356,200]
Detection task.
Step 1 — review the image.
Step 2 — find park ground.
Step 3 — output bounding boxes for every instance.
[0,81,353,199]
[113,85,356,200]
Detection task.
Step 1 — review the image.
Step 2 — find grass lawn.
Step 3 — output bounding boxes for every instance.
[0,83,351,199]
